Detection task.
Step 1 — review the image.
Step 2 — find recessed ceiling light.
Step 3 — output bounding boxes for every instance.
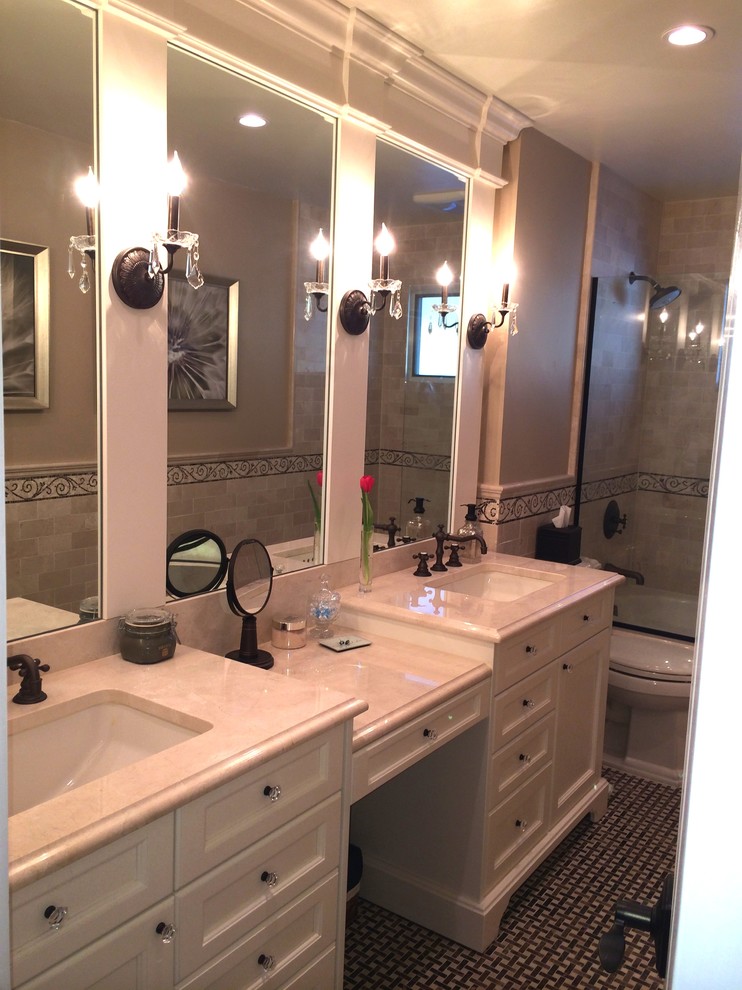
[663,24,715,46]
[239,113,267,128]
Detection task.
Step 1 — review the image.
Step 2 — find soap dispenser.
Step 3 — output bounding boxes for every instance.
[458,504,483,563]
[405,497,430,541]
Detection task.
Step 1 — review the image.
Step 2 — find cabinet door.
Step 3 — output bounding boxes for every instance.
[16,899,175,990]
[551,629,611,822]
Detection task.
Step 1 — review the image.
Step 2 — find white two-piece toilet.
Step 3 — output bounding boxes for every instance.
[603,628,694,786]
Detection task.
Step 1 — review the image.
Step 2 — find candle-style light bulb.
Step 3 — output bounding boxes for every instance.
[375,223,395,280]
[436,260,453,305]
[659,307,669,324]
[695,321,704,335]
[74,166,99,236]
[310,228,330,283]
[166,151,187,232]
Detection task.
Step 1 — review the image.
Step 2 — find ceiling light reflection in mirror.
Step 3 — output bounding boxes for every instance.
[365,141,467,547]
[1,0,99,640]
[166,48,334,587]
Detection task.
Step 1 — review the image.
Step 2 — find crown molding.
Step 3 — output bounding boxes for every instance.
[99,0,187,37]
[349,9,423,79]
[483,95,532,144]
[231,0,349,55]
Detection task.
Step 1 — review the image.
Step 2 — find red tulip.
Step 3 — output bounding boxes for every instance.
[316,470,323,487]
[360,475,375,493]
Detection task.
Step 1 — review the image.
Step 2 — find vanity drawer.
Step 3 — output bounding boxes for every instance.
[278,947,336,990]
[176,727,343,885]
[175,795,341,981]
[488,712,555,809]
[559,591,612,652]
[11,815,173,986]
[176,874,338,990]
[491,662,557,752]
[485,764,550,885]
[352,681,489,803]
[493,618,560,693]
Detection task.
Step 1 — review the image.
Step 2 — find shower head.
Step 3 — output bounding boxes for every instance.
[628,271,682,310]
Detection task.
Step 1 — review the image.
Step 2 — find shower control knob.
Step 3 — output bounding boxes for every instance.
[599,873,673,978]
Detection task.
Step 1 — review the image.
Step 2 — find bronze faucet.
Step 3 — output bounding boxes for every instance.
[431,524,487,572]
[374,516,401,549]
[7,654,50,704]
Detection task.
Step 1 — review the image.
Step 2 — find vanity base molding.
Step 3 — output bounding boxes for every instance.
[357,778,609,952]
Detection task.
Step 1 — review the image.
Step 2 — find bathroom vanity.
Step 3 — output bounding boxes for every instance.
[6,555,619,987]
[336,555,620,951]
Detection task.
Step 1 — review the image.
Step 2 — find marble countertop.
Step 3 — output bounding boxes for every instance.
[7,646,366,891]
[335,554,622,659]
[267,632,491,752]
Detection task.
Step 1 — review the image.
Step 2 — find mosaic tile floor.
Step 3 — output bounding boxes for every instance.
[344,768,680,989]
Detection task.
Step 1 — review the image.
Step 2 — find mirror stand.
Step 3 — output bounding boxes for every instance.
[226,614,274,669]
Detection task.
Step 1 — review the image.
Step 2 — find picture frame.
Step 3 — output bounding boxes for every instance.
[167,273,239,410]
[1,240,50,410]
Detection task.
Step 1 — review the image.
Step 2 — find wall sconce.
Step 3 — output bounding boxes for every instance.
[111,151,203,310]
[339,223,403,335]
[432,261,459,330]
[466,283,519,348]
[68,166,98,294]
[303,228,330,320]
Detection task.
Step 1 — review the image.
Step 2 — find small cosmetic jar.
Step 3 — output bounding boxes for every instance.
[119,607,177,664]
[271,615,307,650]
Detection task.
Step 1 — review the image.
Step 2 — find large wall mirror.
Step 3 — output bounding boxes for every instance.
[166,47,334,587]
[1,0,98,639]
[365,140,466,544]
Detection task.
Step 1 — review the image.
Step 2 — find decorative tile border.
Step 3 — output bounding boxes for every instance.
[366,448,451,472]
[479,471,709,526]
[637,472,709,498]
[5,472,98,503]
[167,453,323,486]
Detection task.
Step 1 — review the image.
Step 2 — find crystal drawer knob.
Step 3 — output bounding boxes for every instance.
[156,922,176,944]
[423,727,438,741]
[525,644,537,655]
[563,662,573,672]
[515,818,528,832]
[583,614,591,622]
[44,905,68,931]
[522,698,535,708]
[519,752,531,765]
[261,870,279,887]
[258,953,275,971]
[263,784,282,801]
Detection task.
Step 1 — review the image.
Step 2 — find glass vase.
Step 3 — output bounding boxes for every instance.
[359,527,373,593]
[312,522,322,565]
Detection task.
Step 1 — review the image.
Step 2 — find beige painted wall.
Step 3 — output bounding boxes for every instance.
[1,118,97,471]
[483,128,591,488]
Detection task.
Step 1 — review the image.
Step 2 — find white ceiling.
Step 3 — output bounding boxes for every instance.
[351,0,742,202]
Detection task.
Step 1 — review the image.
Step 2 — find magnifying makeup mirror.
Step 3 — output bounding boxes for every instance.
[225,538,274,669]
[166,529,228,598]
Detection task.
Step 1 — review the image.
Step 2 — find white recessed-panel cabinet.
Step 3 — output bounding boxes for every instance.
[11,728,346,990]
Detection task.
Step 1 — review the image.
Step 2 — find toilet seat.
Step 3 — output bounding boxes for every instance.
[609,630,693,683]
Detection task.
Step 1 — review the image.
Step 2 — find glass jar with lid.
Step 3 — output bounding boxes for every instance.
[119,607,177,664]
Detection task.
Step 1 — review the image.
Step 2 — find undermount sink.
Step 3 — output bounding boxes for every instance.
[435,565,564,602]
[8,691,212,816]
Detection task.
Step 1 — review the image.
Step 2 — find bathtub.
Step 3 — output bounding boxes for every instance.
[613,583,698,640]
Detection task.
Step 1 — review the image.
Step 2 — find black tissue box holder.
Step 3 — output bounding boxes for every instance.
[535,523,582,565]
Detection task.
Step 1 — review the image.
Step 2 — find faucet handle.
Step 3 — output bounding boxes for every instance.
[446,544,463,568]
[412,552,432,577]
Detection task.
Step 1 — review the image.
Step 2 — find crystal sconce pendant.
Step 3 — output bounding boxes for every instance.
[112,151,203,309]
[303,228,330,320]
[68,166,98,294]
[339,223,403,335]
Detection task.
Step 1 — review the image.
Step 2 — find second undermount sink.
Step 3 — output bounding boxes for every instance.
[8,692,212,816]
[435,565,564,602]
